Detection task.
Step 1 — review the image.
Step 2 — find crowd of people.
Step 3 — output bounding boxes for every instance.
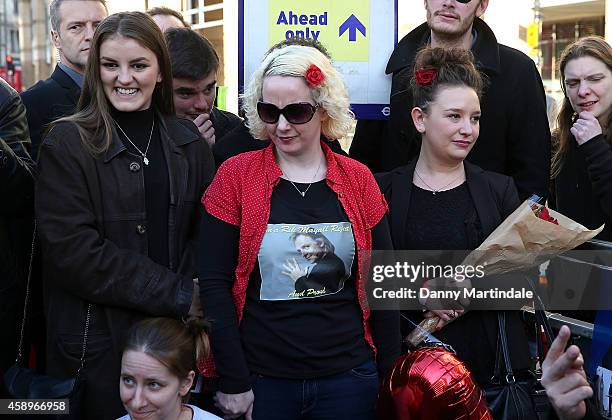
[1,0,611,419]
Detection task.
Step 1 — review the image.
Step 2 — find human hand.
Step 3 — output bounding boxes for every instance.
[541,325,593,420]
[418,276,470,311]
[282,258,308,282]
[188,278,203,321]
[570,112,602,145]
[194,113,216,147]
[213,390,254,419]
[423,308,465,330]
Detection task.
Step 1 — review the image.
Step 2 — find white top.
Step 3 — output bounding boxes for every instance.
[117,404,222,420]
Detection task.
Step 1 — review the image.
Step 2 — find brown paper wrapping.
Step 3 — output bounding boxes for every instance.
[405,200,604,347]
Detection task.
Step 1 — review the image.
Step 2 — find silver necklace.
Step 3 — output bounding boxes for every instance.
[284,160,323,197]
[115,119,155,165]
[414,169,463,195]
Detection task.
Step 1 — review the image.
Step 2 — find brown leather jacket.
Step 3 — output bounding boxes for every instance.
[35,114,213,419]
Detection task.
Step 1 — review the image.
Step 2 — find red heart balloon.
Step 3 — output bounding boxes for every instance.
[378,346,492,420]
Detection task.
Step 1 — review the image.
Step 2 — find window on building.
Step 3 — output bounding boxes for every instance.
[183,0,223,29]
[540,17,604,81]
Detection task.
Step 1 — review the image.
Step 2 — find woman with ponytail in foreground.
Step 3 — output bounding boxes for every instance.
[117,318,221,420]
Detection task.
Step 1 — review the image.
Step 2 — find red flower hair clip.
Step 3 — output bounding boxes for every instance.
[415,68,436,86]
[305,64,325,87]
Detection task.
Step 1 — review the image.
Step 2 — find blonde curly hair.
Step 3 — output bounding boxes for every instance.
[242,45,354,140]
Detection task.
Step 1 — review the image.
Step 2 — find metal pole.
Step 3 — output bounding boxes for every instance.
[533,0,542,70]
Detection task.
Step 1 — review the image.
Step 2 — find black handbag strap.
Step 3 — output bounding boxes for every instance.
[493,328,502,381]
[493,311,517,383]
[15,220,91,377]
[493,275,555,383]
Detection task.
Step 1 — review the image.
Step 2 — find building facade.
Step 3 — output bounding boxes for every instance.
[12,0,611,101]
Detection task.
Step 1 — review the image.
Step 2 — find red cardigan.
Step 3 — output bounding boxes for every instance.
[199,141,387,375]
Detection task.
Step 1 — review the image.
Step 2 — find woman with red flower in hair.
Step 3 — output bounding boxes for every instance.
[376,47,532,405]
[198,45,400,419]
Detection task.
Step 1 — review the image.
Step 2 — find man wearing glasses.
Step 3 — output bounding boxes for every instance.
[350,0,551,202]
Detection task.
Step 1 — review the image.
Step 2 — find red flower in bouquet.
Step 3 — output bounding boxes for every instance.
[305,64,325,87]
[530,203,559,225]
[415,69,436,86]
[538,207,559,225]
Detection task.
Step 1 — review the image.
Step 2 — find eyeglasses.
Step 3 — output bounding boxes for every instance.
[256,101,319,125]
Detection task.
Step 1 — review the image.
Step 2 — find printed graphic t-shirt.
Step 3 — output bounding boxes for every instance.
[240,178,372,379]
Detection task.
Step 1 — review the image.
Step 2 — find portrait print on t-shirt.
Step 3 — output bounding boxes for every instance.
[257,222,355,300]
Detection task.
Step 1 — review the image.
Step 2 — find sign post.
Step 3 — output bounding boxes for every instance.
[527,22,539,49]
[240,0,397,120]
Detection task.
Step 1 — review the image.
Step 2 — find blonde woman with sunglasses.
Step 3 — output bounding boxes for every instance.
[197,45,400,420]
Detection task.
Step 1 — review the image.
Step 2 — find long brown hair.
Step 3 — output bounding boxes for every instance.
[55,12,174,156]
[552,36,612,177]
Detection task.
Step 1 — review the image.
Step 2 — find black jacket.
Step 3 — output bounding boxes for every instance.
[552,134,612,241]
[35,115,214,419]
[21,65,80,162]
[351,18,551,201]
[210,106,243,142]
[376,160,532,384]
[294,252,346,294]
[376,160,519,250]
[0,78,36,373]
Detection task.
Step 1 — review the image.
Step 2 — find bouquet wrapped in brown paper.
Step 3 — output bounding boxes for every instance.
[406,199,604,347]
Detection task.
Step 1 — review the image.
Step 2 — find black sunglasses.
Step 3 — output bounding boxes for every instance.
[257,101,319,125]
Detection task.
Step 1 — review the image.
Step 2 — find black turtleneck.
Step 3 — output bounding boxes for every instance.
[112,107,170,268]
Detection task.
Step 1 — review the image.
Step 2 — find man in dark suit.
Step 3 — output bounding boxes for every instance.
[350,0,551,201]
[21,0,108,161]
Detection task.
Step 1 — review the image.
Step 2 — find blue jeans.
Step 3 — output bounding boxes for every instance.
[251,360,379,420]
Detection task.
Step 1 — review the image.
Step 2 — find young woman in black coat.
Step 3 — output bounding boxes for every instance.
[376,47,531,389]
[550,36,612,326]
[550,38,612,417]
[35,12,214,419]
[552,36,612,242]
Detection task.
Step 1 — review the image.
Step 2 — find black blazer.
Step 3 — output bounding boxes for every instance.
[376,159,532,384]
[21,65,80,162]
[376,159,520,249]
